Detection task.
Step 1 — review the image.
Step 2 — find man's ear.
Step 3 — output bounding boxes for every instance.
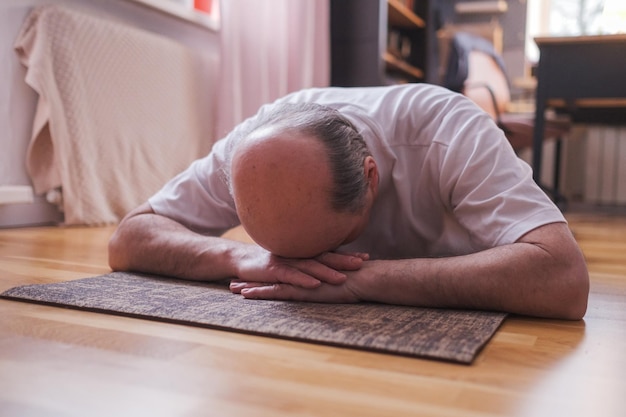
[364,156,379,194]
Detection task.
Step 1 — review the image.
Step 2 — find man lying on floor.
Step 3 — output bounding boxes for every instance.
[108,84,589,320]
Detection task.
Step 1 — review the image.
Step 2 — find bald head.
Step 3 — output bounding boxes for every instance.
[226,102,379,258]
[231,127,367,258]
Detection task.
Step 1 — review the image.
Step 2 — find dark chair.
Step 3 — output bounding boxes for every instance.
[444,32,570,208]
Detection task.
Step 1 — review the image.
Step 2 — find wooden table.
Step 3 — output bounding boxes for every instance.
[1,213,625,416]
[532,34,626,183]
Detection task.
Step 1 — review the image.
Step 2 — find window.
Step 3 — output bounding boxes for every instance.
[526,0,626,62]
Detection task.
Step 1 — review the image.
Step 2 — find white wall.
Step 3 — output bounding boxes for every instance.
[0,0,220,227]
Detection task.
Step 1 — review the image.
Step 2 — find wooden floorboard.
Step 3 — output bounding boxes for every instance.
[0,211,625,417]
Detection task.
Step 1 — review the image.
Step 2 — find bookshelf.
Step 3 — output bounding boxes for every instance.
[384,0,428,83]
[330,0,431,86]
[388,0,425,28]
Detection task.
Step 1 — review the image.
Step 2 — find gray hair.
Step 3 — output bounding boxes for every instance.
[226,102,372,213]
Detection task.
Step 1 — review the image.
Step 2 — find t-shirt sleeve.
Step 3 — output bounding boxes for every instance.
[148,138,240,236]
[434,99,566,247]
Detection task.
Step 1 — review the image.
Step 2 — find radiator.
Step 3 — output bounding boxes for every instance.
[518,126,626,206]
[582,126,626,205]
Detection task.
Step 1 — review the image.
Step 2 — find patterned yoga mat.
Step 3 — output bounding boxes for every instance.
[0,272,506,364]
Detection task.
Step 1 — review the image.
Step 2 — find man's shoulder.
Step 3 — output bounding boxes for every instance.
[279,83,451,106]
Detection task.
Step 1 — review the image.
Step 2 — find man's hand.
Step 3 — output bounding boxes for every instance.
[232,243,369,289]
[229,222,590,320]
[230,257,375,303]
[229,279,362,303]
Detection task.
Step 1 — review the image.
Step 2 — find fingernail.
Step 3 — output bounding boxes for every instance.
[308,279,322,288]
[336,272,347,281]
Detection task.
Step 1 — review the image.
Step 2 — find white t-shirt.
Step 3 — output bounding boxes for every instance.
[149,84,565,259]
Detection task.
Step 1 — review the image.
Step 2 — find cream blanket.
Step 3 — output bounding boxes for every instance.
[16,5,206,225]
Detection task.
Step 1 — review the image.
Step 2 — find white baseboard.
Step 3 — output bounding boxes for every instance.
[0,195,63,228]
[0,185,34,205]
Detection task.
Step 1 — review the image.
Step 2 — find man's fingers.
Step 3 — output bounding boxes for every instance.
[234,247,360,288]
[229,280,267,294]
[314,251,369,271]
[270,263,326,288]
[238,281,361,304]
[284,259,348,285]
[343,251,370,261]
[240,284,302,301]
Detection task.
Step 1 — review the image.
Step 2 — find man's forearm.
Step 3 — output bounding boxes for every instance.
[355,223,589,320]
[109,204,365,286]
[237,223,588,320]
[108,210,244,281]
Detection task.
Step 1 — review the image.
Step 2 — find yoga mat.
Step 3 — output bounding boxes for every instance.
[1,272,506,364]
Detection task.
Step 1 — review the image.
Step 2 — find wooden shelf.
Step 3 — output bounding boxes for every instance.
[454,1,508,15]
[388,0,425,29]
[385,1,426,81]
[535,34,626,46]
[384,51,424,80]
[547,98,626,109]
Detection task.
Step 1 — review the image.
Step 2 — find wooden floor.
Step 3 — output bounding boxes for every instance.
[1,211,625,417]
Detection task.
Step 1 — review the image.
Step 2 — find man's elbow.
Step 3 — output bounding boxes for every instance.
[108,202,153,272]
[108,227,131,272]
[558,254,590,321]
